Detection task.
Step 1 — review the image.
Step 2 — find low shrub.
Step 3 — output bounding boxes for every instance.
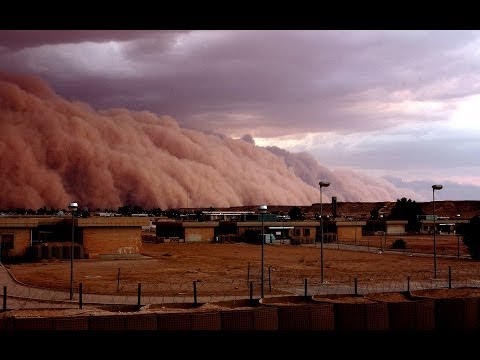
[391,239,407,249]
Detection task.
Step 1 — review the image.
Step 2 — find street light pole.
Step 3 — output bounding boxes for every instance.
[259,204,267,298]
[68,202,78,300]
[432,185,443,279]
[319,181,330,284]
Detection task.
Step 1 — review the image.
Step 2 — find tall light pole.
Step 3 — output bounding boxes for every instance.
[319,181,330,284]
[259,204,267,298]
[68,202,78,300]
[432,185,443,279]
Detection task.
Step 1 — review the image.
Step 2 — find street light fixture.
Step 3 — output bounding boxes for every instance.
[68,201,78,300]
[319,181,330,284]
[432,185,443,279]
[259,204,267,298]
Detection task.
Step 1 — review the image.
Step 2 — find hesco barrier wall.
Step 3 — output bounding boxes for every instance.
[259,295,334,331]
[366,292,435,331]
[410,288,480,331]
[312,294,389,331]
[2,290,480,332]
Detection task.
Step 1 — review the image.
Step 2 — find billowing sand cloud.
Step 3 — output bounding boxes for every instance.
[265,146,421,202]
[0,72,322,209]
[0,72,423,210]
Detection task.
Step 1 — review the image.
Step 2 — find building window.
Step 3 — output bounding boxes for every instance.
[303,228,310,236]
[1,234,14,250]
[294,229,301,236]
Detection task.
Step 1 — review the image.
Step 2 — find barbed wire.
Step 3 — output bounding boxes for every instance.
[3,263,480,310]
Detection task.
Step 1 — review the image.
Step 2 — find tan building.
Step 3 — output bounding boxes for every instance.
[336,221,366,242]
[236,221,319,244]
[420,219,469,235]
[0,216,149,259]
[154,221,219,242]
[0,217,39,257]
[184,221,219,242]
[154,219,321,244]
[77,217,149,257]
[385,220,408,235]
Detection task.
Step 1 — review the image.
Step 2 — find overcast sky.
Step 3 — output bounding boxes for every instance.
[1,30,479,201]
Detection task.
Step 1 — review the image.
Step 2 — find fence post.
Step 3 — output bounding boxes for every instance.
[247,262,250,286]
[457,235,460,259]
[448,266,452,289]
[117,268,121,292]
[137,283,141,307]
[3,285,6,311]
[79,283,83,309]
[249,281,253,303]
[354,277,358,296]
[193,281,197,305]
[268,266,272,293]
[407,276,410,292]
[304,279,308,298]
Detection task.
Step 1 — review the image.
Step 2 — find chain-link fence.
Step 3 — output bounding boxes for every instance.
[2,263,480,311]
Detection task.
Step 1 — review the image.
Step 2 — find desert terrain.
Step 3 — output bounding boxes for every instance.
[5,235,479,300]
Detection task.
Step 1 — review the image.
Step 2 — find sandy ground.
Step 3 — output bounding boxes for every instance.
[5,238,480,298]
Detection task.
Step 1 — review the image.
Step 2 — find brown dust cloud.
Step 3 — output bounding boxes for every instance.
[0,72,416,210]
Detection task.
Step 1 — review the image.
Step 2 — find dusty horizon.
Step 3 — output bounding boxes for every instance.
[0,72,425,209]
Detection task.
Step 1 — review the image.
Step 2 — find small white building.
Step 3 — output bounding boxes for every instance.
[385,220,408,235]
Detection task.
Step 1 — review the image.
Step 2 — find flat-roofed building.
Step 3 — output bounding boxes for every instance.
[336,221,366,243]
[385,220,408,235]
[0,216,149,259]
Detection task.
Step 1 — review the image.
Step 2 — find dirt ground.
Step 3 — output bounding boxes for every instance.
[345,234,468,256]
[6,238,480,297]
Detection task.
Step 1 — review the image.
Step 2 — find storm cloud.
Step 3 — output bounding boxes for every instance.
[0,73,423,209]
[1,30,480,200]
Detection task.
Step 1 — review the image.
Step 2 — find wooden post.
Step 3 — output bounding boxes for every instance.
[354,277,358,296]
[137,283,141,307]
[117,268,121,292]
[249,281,253,302]
[79,283,83,309]
[268,266,272,292]
[457,235,460,259]
[448,266,452,289]
[193,280,197,305]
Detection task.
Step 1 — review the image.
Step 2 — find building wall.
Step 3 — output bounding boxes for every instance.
[77,217,149,227]
[386,224,405,235]
[82,227,141,257]
[291,226,317,241]
[184,226,215,242]
[337,226,363,242]
[0,228,31,257]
